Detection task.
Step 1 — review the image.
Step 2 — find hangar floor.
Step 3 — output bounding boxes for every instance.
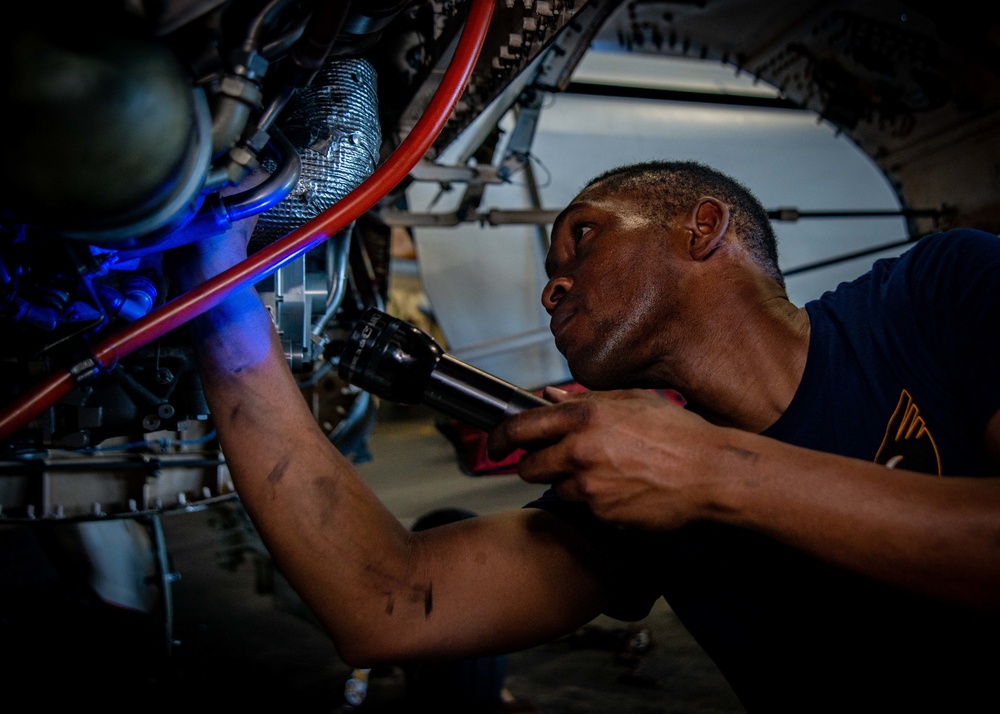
[1,403,745,713]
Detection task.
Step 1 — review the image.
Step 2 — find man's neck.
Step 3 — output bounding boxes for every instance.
[676,296,811,433]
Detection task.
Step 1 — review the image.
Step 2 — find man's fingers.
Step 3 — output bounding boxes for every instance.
[488,388,671,461]
[516,441,577,486]
[487,400,584,460]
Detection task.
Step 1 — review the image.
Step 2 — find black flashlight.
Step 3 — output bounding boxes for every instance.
[338,307,550,431]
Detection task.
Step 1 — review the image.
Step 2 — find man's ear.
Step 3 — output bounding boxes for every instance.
[686,197,730,261]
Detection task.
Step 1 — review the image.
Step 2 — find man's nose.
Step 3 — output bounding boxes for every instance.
[541,277,572,313]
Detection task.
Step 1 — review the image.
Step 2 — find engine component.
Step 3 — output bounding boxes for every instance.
[251,58,381,248]
[0,0,496,528]
[253,57,382,369]
[1,32,211,242]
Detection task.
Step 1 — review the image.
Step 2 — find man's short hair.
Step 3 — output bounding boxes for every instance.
[586,160,784,287]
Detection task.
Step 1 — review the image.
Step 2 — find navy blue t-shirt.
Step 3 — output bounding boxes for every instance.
[526,229,1000,712]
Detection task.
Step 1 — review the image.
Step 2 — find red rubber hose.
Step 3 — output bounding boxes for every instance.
[0,0,494,442]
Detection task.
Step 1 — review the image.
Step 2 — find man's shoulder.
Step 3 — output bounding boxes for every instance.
[895,228,999,273]
[922,227,998,246]
[804,227,999,356]
[854,228,999,302]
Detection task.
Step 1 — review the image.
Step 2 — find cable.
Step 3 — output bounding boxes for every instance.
[0,0,494,442]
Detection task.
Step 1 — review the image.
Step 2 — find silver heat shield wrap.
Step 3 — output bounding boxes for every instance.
[251,58,380,249]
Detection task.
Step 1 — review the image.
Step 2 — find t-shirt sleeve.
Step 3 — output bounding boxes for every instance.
[524,489,662,621]
[896,229,1000,429]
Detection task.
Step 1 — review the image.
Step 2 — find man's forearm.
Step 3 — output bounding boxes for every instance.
[714,427,1000,610]
[178,271,424,657]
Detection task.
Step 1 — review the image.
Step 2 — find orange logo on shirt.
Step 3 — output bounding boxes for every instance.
[874,390,941,475]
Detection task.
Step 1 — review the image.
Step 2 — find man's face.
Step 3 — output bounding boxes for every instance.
[543,185,689,389]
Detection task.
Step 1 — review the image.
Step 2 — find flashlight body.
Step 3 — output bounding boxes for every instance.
[339,307,550,432]
[424,353,551,431]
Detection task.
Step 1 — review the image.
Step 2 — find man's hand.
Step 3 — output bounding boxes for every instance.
[165,217,256,292]
[488,387,739,531]
[164,170,265,294]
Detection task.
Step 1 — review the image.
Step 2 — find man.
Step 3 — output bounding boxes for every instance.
[175,161,1000,711]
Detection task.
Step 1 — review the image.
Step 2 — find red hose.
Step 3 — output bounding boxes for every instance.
[0,0,494,443]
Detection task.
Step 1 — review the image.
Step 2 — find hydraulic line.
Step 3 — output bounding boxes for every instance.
[0,0,494,442]
[223,127,302,222]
